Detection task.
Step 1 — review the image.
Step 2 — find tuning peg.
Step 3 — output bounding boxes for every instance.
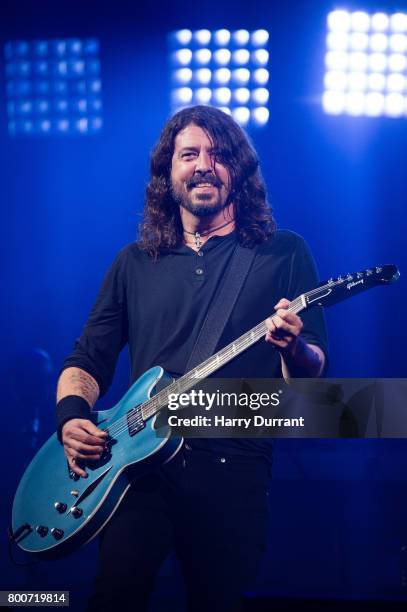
[375,266,383,274]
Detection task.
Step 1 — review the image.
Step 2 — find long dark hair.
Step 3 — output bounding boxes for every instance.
[138,105,276,258]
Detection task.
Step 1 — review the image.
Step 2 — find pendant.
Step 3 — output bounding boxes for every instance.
[194,232,203,250]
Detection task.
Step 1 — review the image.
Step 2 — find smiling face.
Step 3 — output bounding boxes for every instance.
[170,124,232,218]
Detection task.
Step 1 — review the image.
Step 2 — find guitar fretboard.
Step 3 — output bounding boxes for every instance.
[140,293,306,420]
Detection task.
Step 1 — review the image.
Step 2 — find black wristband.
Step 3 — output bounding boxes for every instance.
[56,395,91,443]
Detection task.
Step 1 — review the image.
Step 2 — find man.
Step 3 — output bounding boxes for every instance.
[57,105,328,611]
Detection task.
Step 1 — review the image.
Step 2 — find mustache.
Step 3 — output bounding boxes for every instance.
[186,174,222,190]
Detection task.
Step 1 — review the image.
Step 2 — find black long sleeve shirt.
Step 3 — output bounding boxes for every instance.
[62,229,328,459]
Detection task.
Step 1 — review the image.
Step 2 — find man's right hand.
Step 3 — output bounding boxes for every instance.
[62,419,108,478]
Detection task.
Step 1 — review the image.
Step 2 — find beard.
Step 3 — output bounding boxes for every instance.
[171,179,230,218]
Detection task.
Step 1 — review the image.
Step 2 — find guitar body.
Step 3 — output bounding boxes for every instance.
[12,366,183,558]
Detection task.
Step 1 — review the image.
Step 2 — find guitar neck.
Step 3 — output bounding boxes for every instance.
[140,263,399,420]
[141,293,307,420]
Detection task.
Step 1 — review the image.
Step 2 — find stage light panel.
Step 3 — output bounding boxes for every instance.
[170,28,270,126]
[4,37,103,136]
[323,10,407,117]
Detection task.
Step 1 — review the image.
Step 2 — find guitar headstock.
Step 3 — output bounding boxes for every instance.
[305,264,400,308]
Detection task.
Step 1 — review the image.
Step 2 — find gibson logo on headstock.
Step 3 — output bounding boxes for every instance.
[347,278,364,290]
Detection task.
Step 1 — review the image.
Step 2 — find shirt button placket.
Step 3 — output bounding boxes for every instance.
[192,248,205,281]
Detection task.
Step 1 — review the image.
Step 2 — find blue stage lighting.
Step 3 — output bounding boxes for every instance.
[169,28,270,127]
[251,87,269,104]
[213,68,231,85]
[350,32,369,51]
[251,106,269,125]
[232,106,250,125]
[388,54,407,71]
[365,92,385,115]
[194,30,211,46]
[390,13,407,32]
[172,87,193,105]
[251,30,269,47]
[327,32,349,51]
[252,49,269,66]
[213,30,231,46]
[234,87,250,104]
[351,11,370,32]
[194,68,212,84]
[323,10,407,117]
[232,30,250,46]
[174,49,192,66]
[194,87,212,104]
[369,53,387,72]
[390,34,407,53]
[33,41,48,56]
[328,10,351,31]
[371,13,389,31]
[232,68,250,84]
[4,37,103,136]
[370,33,388,52]
[232,49,250,65]
[213,49,231,66]
[212,87,231,105]
[174,30,192,46]
[253,68,269,85]
[368,72,386,91]
[174,68,193,84]
[194,49,211,65]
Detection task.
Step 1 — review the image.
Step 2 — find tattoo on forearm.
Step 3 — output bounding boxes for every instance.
[57,369,99,407]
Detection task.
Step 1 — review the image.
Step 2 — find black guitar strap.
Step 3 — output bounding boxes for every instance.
[184,243,257,373]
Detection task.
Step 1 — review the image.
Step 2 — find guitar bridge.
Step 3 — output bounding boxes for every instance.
[126,407,146,437]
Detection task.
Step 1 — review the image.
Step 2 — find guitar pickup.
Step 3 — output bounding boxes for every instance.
[126,407,146,437]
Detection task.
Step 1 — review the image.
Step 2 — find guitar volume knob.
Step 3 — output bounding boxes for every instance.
[50,528,64,540]
[54,502,67,513]
[71,506,83,518]
[36,525,48,537]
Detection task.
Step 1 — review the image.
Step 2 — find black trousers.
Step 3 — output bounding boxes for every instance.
[87,445,271,612]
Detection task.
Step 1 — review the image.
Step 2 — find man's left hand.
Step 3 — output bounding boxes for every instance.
[265,298,302,355]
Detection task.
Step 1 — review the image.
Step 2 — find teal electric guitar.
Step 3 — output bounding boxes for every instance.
[11,264,399,558]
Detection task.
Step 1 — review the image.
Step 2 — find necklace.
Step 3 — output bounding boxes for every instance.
[183,219,235,250]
